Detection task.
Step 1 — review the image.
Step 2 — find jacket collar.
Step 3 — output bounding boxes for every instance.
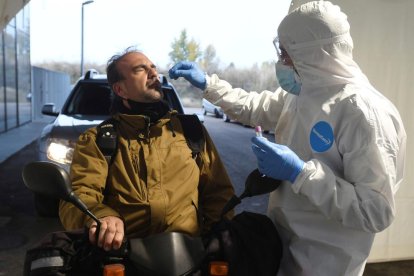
[113,110,178,132]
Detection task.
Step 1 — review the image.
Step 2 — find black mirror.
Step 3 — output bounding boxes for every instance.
[240,169,282,199]
[22,161,73,201]
[22,161,100,226]
[41,103,59,117]
[220,169,282,217]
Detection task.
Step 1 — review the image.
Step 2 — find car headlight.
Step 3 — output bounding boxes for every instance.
[46,138,75,164]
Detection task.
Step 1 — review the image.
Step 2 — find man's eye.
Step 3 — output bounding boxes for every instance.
[134,67,145,73]
[133,65,155,73]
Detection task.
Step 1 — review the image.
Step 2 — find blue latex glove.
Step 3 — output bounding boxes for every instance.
[251,136,304,183]
[169,61,207,90]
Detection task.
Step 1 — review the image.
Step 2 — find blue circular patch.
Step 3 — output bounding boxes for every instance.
[310,121,334,152]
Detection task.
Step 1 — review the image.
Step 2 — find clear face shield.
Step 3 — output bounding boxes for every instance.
[273,37,302,95]
[273,37,282,61]
[273,37,293,67]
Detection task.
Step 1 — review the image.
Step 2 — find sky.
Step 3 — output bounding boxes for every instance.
[29,0,292,69]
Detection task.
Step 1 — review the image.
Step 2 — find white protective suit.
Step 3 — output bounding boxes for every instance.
[203,1,406,276]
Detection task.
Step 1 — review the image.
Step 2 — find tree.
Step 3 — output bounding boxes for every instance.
[200,44,220,74]
[259,61,279,91]
[220,61,278,92]
[167,31,279,107]
[168,29,202,64]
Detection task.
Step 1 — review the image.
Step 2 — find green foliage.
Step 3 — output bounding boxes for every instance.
[167,29,278,106]
[169,29,202,64]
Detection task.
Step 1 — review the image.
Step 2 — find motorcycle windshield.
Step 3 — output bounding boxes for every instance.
[129,232,206,275]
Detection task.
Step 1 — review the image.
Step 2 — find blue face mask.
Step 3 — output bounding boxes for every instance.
[275,61,302,95]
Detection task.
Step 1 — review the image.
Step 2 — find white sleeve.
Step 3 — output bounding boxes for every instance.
[293,159,395,233]
[204,74,287,131]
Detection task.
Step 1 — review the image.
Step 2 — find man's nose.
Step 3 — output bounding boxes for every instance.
[148,67,158,78]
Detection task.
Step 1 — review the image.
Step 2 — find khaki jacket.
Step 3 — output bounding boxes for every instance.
[59,111,234,237]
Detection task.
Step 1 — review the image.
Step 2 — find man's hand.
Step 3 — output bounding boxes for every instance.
[251,136,305,183]
[89,216,124,251]
[169,61,207,90]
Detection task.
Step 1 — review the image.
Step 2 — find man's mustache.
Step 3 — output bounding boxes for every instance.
[148,78,162,91]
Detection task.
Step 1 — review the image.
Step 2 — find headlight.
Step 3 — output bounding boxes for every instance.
[46,138,75,164]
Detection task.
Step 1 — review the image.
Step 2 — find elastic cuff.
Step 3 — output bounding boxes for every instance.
[291,161,312,193]
[289,160,305,183]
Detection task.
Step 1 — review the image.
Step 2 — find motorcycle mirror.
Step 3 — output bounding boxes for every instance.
[221,169,282,217]
[240,169,282,199]
[22,161,100,227]
[23,161,73,201]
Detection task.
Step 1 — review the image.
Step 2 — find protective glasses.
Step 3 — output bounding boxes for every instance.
[273,37,292,66]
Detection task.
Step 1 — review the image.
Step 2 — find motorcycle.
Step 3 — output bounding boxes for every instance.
[22,161,282,276]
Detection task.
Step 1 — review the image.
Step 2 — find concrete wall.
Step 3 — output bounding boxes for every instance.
[31,66,71,121]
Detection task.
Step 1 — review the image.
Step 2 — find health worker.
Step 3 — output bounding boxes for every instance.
[168,1,407,275]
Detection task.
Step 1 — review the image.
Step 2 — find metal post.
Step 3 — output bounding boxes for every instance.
[81,1,94,77]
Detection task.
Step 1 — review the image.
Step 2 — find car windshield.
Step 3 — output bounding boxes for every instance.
[64,82,112,115]
[163,87,184,114]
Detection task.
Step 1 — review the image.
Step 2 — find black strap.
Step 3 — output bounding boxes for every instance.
[96,115,205,164]
[96,118,119,166]
[176,114,205,158]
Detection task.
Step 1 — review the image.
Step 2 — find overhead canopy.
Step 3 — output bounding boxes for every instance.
[0,0,30,30]
[289,0,414,262]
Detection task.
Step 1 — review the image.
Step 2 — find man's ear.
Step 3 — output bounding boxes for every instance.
[112,82,126,99]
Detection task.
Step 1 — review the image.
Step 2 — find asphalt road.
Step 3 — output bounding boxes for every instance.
[0,112,413,275]
[202,114,274,214]
[0,140,62,275]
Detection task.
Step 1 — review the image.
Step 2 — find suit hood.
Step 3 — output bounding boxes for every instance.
[278,1,370,91]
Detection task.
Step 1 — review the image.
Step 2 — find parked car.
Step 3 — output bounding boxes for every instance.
[35,69,199,216]
[222,113,231,123]
[202,99,223,118]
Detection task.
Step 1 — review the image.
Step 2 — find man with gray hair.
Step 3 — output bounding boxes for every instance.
[59,48,235,252]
